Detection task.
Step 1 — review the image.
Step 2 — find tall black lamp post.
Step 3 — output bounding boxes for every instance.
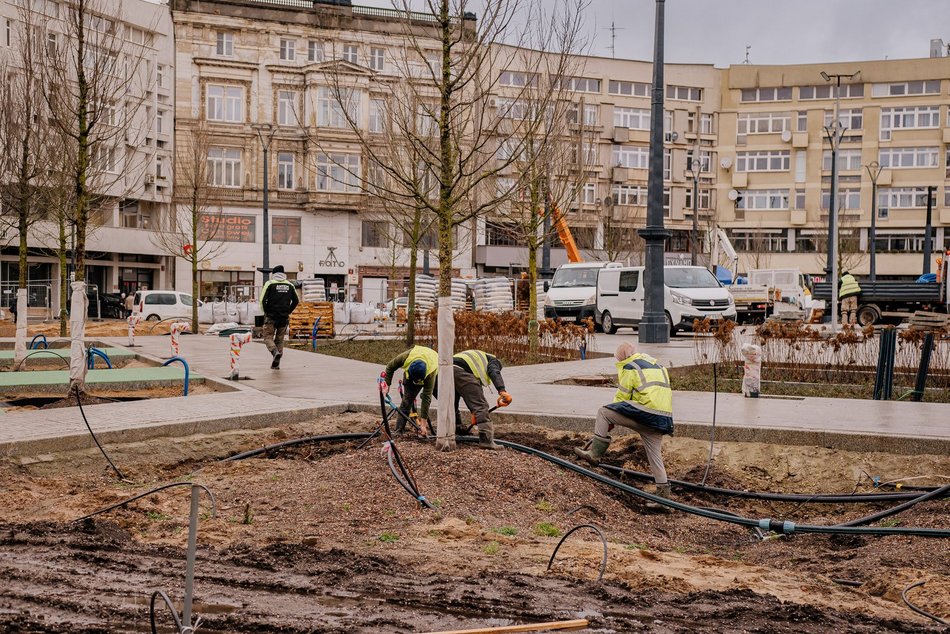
[256,124,277,277]
[638,0,670,343]
[687,156,699,266]
[864,161,882,281]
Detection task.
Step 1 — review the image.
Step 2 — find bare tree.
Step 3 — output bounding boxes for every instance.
[151,122,226,332]
[597,202,644,264]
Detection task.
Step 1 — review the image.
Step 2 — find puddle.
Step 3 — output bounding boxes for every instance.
[550,375,615,387]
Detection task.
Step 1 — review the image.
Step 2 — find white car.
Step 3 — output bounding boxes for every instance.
[595,266,737,336]
[133,290,198,321]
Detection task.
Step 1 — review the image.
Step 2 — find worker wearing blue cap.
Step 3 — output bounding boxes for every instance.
[382,345,439,433]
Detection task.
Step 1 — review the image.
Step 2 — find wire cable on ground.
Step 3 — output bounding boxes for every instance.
[835,484,950,528]
[701,362,718,486]
[547,524,608,583]
[74,386,125,481]
[11,350,70,372]
[74,482,217,522]
[149,589,184,634]
[901,581,948,625]
[599,464,945,503]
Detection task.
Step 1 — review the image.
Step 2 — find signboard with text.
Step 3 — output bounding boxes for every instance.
[199,213,256,243]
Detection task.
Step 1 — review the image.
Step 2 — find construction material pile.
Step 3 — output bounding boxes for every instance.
[451,279,470,310]
[415,275,437,311]
[300,279,327,303]
[471,277,513,312]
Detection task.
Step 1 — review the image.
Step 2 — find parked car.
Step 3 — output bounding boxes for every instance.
[89,292,126,319]
[595,265,737,336]
[132,290,199,321]
[544,262,621,324]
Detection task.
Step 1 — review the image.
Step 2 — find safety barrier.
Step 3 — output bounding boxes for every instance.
[228,332,252,380]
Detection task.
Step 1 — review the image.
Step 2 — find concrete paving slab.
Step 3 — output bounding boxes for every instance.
[0,367,205,395]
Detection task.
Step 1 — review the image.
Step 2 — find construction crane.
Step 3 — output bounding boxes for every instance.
[551,203,583,263]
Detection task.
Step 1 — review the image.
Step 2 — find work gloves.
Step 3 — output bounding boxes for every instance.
[497,391,513,407]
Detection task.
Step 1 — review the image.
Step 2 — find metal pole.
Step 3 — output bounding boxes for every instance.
[923,185,935,275]
[691,171,699,266]
[541,196,552,274]
[182,484,200,628]
[638,0,669,344]
[423,249,430,276]
[870,178,877,281]
[827,77,842,332]
[262,144,270,272]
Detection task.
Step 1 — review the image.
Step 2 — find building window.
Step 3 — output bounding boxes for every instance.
[361,220,390,247]
[206,84,243,123]
[684,188,711,210]
[612,184,646,206]
[5,19,11,47]
[614,107,649,130]
[797,111,808,132]
[499,70,538,87]
[879,106,940,140]
[272,216,301,245]
[277,90,299,127]
[667,85,703,101]
[735,150,790,172]
[824,108,863,130]
[736,112,790,135]
[872,80,941,97]
[120,202,153,230]
[740,86,792,102]
[608,79,649,97]
[155,155,165,180]
[878,187,932,209]
[730,230,788,251]
[580,183,596,204]
[874,231,938,253]
[342,44,358,64]
[279,38,296,61]
[700,113,714,134]
[207,148,242,187]
[215,31,233,57]
[736,189,789,211]
[369,98,385,133]
[821,149,862,171]
[794,188,806,209]
[663,148,671,181]
[156,109,166,134]
[94,145,117,173]
[317,87,360,129]
[277,152,295,190]
[316,152,361,192]
[686,149,712,173]
[369,46,385,71]
[800,84,864,99]
[558,76,601,93]
[484,222,519,246]
[820,188,861,210]
[612,145,649,169]
[567,103,598,125]
[308,40,324,62]
[878,146,939,169]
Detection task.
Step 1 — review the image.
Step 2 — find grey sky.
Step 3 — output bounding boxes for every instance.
[356,0,950,67]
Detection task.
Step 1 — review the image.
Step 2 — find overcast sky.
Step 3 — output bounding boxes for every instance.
[356,0,950,66]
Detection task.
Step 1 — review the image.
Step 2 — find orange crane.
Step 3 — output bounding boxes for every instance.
[551,203,583,263]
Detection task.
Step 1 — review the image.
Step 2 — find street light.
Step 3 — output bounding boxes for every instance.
[256,123,278,277]
[864,161,883,281]
[821,69,860,331]
[686,155,699,266]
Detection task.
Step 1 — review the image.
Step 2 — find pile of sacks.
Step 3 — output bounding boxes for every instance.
[198,301,262,325]
[415,275,437,311]
[471,277,514,312]
[300,279,326,303]
[451,278,470,310]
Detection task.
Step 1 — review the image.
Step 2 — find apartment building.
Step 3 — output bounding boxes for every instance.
[0,0,174,315]
[479,49,721,274]
[170,0,475,304]
[719,57,950,278]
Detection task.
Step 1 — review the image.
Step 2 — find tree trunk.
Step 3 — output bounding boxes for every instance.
[405,242,418,346]
[528,240,539,360]
[15,189,29,365]
[58,213,68,337]
[192,203,199,333]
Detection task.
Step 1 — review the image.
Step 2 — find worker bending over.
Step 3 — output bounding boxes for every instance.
[382,345,438,433]
[574,342,674,501]
[838,270,862,326]
[453,349,512,450]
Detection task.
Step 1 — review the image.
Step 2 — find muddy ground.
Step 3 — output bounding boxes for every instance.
[0,413,947,632]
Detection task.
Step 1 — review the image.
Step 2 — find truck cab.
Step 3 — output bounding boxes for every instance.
[544,262,619,324]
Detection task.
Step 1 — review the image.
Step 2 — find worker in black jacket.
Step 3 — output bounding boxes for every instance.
[453,349,512,450]
[259,265,299,369]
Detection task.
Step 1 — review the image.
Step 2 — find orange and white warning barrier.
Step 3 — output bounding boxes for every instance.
[127,315,140,346]
[170,321,189,356]
[228,332,252,380]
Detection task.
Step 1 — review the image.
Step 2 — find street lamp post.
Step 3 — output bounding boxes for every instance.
[924,185,936,275]
[687,157,699,266]
[256,124,277,278]
[865,161,883,281]
[820,70,860,331]
[638,0,670,344]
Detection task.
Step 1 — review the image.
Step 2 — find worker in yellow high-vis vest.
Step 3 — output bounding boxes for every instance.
[838,271,862,325]
[453,349,512,450]
[382,345,438,433]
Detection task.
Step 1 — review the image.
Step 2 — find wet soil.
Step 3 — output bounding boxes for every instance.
[0,414,947,632]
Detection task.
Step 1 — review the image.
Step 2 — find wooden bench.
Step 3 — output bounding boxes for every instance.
[908,311,950,332]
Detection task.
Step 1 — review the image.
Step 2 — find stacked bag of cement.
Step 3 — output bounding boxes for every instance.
[414,275,437,312]
[472,277,514,312]
[451,278,469,310]
[300,278,326,303]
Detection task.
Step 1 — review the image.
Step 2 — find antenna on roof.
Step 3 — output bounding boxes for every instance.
[743,44,751,64]
[604,21,624,59]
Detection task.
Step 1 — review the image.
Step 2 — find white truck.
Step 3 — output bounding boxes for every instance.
[728,269,815,322]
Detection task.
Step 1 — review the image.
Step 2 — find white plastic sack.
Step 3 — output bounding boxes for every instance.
[333,301,350,324]
[241,301,263,325]
[198,302,214,324]
[14,288,27,365]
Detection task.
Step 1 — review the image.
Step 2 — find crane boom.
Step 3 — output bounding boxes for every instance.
[552,204,583,263]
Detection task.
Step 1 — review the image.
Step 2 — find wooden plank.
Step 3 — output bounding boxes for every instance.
[421,619,588,634]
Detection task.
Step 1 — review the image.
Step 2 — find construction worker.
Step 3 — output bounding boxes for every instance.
[574,342,674,501]
[382,345,438,433]
[453,349,512,450]
[839,270,862,326]
[259,265,299,369]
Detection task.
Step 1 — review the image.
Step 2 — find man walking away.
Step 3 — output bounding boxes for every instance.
[574,342,674,503]
[124,292,135,318]
[453,349,512,450]
[838,271,861,326]
[382,345,438,433]
[260,265,299,369]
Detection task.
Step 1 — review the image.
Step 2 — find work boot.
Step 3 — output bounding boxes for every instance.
[573,437,610,466]
[477,422,502,450]
[271,351,282,369]
[644,482,673,512]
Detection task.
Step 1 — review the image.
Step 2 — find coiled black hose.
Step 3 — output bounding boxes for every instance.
[599,464,945,504]
[223,433,372,461]
[547,524,608,582]
[901,581,949,625]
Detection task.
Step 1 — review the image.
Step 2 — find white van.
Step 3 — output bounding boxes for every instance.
[544,262,620,323]
[595,266,736,335]
[133,290,197,321]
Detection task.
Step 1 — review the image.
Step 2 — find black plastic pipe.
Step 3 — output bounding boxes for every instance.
[836,483,950,528]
